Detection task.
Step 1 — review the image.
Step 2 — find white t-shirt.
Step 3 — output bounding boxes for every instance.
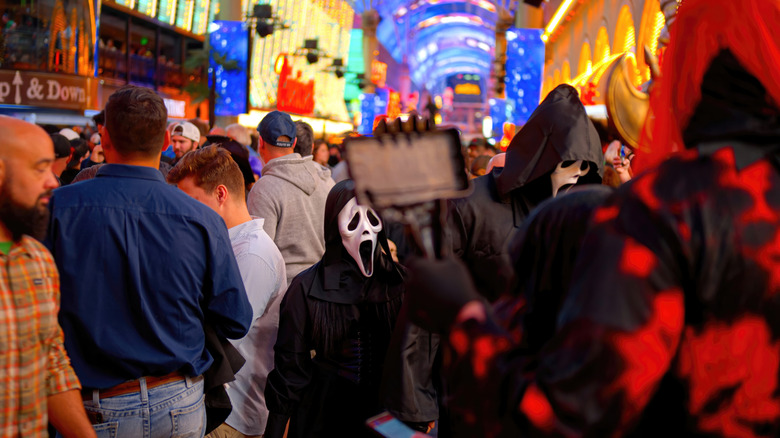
[225,218,287,435]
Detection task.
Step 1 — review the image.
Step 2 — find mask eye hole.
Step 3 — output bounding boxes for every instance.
[348,212,360,231]
[561,160,577,168]
[580,161,590,171]
[367,210,380,227]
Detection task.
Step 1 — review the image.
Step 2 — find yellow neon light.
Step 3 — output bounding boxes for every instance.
[238,110,353,135]
[455,83,481,95]
[542,0,576,42]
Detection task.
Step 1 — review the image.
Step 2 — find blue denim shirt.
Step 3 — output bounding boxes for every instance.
[47,164,252,389]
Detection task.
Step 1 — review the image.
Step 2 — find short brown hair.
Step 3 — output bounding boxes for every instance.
[167,146,245,200]
[294,120,314,156]
[105,86,167,157]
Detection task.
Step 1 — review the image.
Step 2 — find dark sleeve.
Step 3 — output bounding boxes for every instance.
[203,221,252,340]
[444,179,688,436]
[380,303,441,423]
[447,197,513,302]
[264,276,313,438]
[446,198,468,259]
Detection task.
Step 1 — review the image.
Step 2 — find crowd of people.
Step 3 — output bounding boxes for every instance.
[0,0,779,437]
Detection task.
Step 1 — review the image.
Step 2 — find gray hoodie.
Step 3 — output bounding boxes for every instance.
[247,153,335,286]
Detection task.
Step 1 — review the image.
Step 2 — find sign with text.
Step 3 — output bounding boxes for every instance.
[0,70,96,111]
[447,74,482,104]
[164,98,187,118]
[276,57,315,115]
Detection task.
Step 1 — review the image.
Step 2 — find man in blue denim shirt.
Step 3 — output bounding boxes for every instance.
[46,85,252,438]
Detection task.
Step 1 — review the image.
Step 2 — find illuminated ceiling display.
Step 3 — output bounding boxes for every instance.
[349,0,507,93]
[248,0,354,121]
[106,0,217,35]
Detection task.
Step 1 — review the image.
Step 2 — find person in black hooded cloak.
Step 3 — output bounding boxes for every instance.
[405,0,780,435]
[494,185,614,354]
[263,180,405,438]
[448,84,604,301]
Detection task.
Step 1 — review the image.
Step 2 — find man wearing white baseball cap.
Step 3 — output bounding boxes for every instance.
[170,121,201,163]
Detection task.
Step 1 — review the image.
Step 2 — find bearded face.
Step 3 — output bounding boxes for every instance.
[0,168,52,241]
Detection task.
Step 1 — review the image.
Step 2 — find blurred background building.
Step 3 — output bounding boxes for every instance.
[0,0,672,141]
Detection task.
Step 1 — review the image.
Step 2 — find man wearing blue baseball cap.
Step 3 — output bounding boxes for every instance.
[248,110,335,286]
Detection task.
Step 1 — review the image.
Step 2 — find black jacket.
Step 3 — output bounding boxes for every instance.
[448,84,603,301]
[264,181,404,438]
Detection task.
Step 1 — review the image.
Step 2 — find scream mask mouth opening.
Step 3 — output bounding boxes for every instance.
[338,197,383,277]
[359,241,374,276]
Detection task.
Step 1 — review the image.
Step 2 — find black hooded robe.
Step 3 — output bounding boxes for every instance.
[436,49,780,437]
[448,84,604,302]
[263,181,404,438]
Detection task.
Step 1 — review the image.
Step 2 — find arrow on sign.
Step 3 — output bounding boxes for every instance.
[12,71,23,105]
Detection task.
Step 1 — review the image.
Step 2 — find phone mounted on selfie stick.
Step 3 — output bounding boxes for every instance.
[344,115,472,260]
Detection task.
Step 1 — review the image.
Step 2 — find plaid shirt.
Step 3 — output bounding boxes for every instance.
[0,236,80,437]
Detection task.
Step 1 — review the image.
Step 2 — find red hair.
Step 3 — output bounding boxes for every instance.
[636,0,780,172]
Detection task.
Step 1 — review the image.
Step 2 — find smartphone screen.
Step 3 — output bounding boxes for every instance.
[366,412,426,438]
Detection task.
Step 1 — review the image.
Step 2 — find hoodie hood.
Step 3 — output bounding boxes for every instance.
[261,153,333,196]
[496,84,604,198]
[312,180,404,305]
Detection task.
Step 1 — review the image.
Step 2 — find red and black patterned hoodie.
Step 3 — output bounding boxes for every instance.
[442,0,780,436]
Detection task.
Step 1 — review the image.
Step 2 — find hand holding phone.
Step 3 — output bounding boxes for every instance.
[366,412,430,438]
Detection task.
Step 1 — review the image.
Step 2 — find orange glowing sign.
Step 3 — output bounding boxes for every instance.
[370,60,387,88]
[454,83,481,95]
[499,122,516,151]
[406,91,419,112]
[277,57,315,115]
[387,91,401,119]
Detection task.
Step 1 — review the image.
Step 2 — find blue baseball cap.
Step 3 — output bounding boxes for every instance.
[258,110,296,148]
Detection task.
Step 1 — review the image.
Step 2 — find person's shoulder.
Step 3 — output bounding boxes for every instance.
[289,262,319,292]
[248,175,287,204]
[52,176,104,205]
[451,172,499,212]
[236,224,284,260]
[280,263,320,307]
[620,151,707,208]
[175,192,226,226]
[20,236,53,259]
[141,183,227,229]
[469,172,497,196]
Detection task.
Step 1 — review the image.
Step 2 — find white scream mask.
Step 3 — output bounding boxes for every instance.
[338,197,383,277]
[551,160,591,197]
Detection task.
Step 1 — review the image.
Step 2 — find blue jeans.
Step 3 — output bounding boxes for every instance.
[77,376,206,438]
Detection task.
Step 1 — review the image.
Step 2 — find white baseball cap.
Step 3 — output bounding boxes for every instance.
[59,128,80,141]
[170,122,201,144]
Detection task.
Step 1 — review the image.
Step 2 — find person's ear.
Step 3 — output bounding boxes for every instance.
[215,184,229,206]
[99,125,112,151]
[0,159,5,191]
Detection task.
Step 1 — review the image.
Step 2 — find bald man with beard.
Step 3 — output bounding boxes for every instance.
[0,116,96,437]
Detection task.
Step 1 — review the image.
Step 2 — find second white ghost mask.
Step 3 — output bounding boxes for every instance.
[551,160,591,197]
